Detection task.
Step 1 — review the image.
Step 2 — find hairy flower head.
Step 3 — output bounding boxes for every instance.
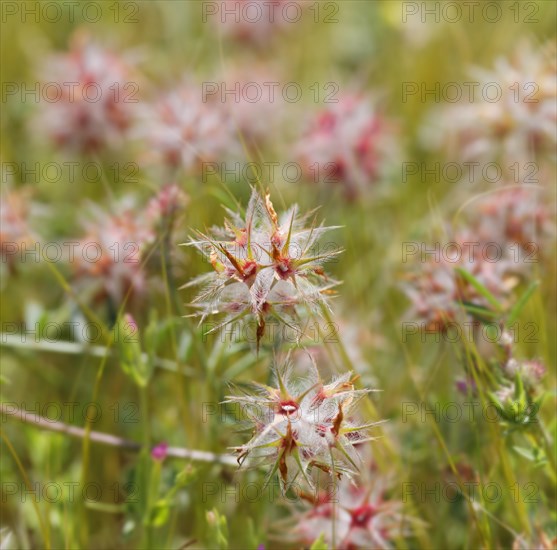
[224,354,382,492]
[185,188,341,350]
[294,473,414,550]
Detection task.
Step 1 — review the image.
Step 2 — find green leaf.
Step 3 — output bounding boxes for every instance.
[455,268,503,311]
[488,392,504,414]
[116,314,149,387]
[506,281,540,327]
[149,500,171,527]
[513,446,537,461]
[205,508,229,550]
[461,302,500,321]
[175,465,196,487]
[310,533,329,550]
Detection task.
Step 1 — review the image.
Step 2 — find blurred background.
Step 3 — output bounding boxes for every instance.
[1,1,556,548]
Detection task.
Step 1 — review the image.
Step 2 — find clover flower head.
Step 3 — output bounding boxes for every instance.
[36,32,136,154]
[473,187,555,259]
[219,65,286,147]
[186,188,341,349]
[296,94,398,198]
[138,80,236,173]
[422,41,557,164]
[504,358,546,387]
[225,354,380,491]
[146,183,189,225]
[401,183,557,331]
[294,474,413,549]
[75,194,167,304]
[402,238,513,332]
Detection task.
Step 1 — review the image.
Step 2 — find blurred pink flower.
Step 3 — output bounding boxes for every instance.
[295,94,398,198]
[295,474,412,549]
[151,442,169,462]
[422,42,556,165]
[472,187,555,259]
[75,198,154,304]
[146,183,189,226]
[504,358,546,387]
[402,237,515,331]
[402,186,555,330]
[137,81,236,174]
[36,33,137,154]
[74,186,185,305]
[218,65,287,148]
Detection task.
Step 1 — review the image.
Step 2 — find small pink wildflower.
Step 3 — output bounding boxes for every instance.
[504,358,546,387]
[402,241,511,331]
[138,81,236,174]
[146,183,189,227]
[295,94,398,199]
[472,187,554,260]
[74,187,183,305]
[402,186,555,330]
[36,32,137,154]
[151,442,169,462]
[422,41,556,164]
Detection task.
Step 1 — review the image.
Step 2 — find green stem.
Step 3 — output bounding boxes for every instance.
[140,385,151,450]
[140,385,153,549]
[160,231,194,445]
[536,420,557,483]
[318,304,397,460]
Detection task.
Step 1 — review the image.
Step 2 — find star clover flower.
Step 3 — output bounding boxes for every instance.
[294,475,413,550]
[402,237,513,331]
[224,354,382,492]
[185,188,341,349]
[402,186,555,331]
